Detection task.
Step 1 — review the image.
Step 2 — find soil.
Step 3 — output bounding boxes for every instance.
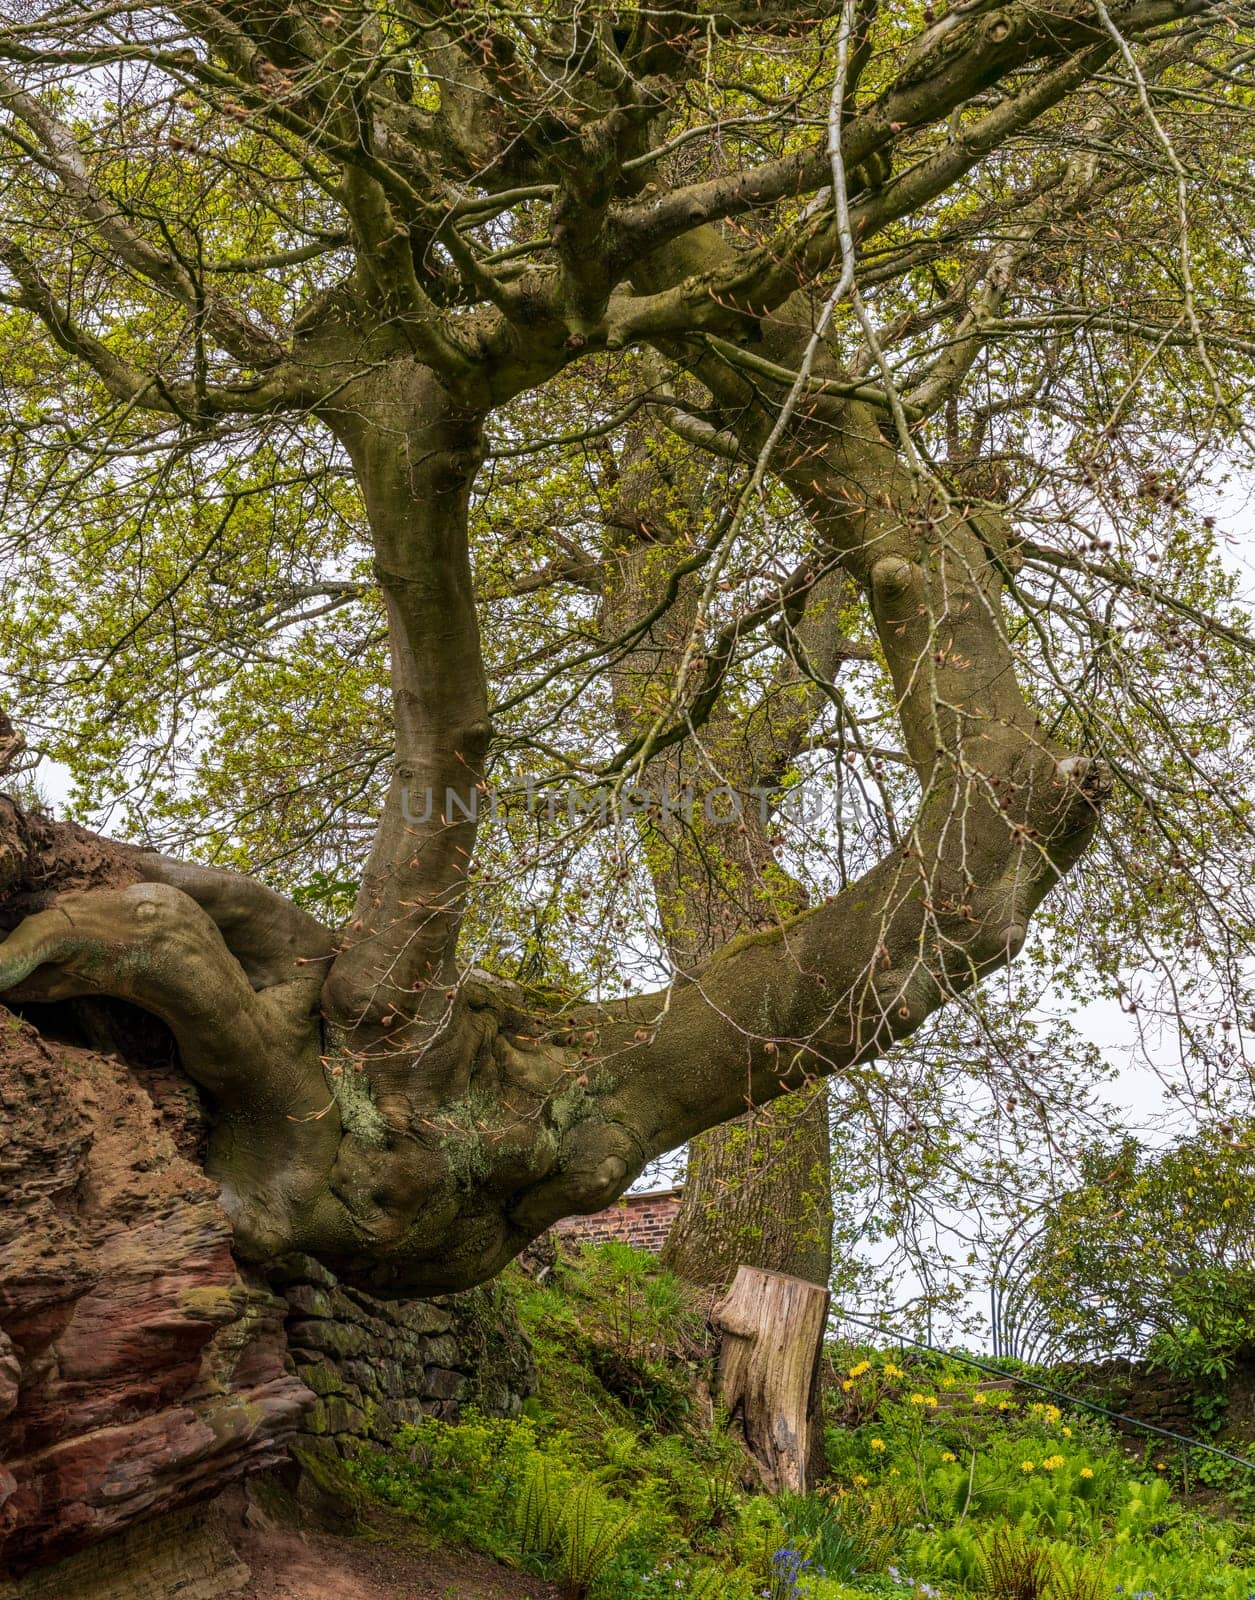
[235,1515,560,1600]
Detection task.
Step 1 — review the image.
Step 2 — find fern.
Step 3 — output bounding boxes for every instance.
[977,1526,1058,1600]
[559,1480,636,1596]
[1051,1556,1110,1600]
[514,1455,560,1557]
[686,1567,730,1600]
[512,1455,635,1598]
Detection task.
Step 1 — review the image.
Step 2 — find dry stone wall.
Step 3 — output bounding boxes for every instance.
[269,1255,534,1455]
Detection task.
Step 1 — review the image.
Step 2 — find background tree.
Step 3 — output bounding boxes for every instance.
[989,1128,1255,1366]
[1,0,1254,1303]
[598,413,846,1287]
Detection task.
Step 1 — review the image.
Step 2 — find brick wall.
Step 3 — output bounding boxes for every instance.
[552,1186,683,1253]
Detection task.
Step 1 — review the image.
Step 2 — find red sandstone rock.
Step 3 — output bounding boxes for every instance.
[0,1010,313,1577]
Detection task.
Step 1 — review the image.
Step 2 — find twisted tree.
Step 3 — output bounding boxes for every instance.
[2,0,1253,1303]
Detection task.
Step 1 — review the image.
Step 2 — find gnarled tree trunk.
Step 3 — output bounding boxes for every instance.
[0,399,1105,1289]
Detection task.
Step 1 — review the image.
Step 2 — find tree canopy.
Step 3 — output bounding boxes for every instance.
[2,0,1255,1296]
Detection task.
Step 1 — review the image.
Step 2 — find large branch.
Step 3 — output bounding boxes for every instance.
[318,363,493,1060]
[0,67,283,371]
[606,0,1210,268]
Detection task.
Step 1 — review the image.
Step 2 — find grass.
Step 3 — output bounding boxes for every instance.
[340,1244,1255,1600]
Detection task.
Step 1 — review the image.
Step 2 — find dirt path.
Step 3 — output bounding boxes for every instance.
[235,1517,559,1600]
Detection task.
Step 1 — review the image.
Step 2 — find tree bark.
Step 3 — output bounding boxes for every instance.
[318,365,491,1055]
[663,1109,832,1291]
[712,1265,831,1495]
[598,423,835,1291]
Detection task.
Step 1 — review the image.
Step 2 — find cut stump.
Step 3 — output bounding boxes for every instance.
[712,1265,830,1495]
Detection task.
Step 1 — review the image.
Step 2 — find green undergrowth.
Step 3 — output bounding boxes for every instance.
[342,1243,1255,1600]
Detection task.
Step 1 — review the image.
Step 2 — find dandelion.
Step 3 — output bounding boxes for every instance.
[1042,1455,1065,1471]
[941,1451,957,1463]
[1021,1460,1036,1473]
[1061,1426,1072,1438]
[848,1359,871,1378]
[1080,1467,1094,1479]
[841,1379,855,1391]
[870,1438,886,1451]
[852,1474,869,1487]
[972,1393,988,1406]
[884,1363,904,1378]
[910,1393,927,1406]
[1155,1461,1167,1471]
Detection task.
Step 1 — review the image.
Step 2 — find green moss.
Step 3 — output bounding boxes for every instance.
[330,1057,390,1149]
[289,1439,379,1528]
[177,1284,240,1318]
[705,902,820,965]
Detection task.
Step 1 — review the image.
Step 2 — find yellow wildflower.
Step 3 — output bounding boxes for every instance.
[884,1363,904,1378]
[841,1379,855,1392]
[852,1474,869,1487]
[1061,1426,1072,1438]
[941,1451,957,1463]
[870,1438,886,1451]
[1042,1455,1065,1471]
[1079,1468,1094,1479]
[1020,1460,1035,1473]
[909,1393,927,1406]
[1155,1461,1167,1471]
[972,1393,988,1406]
[848,1360,871,1378]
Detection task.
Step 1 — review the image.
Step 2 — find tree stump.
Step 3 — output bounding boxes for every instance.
[712,1266,830,1495]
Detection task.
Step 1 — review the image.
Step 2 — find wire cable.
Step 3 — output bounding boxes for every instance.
[830,1306,1255,1476]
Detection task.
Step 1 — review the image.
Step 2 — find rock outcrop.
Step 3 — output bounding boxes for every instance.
[0,793,534,1588]
[0,1010,313,1577]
